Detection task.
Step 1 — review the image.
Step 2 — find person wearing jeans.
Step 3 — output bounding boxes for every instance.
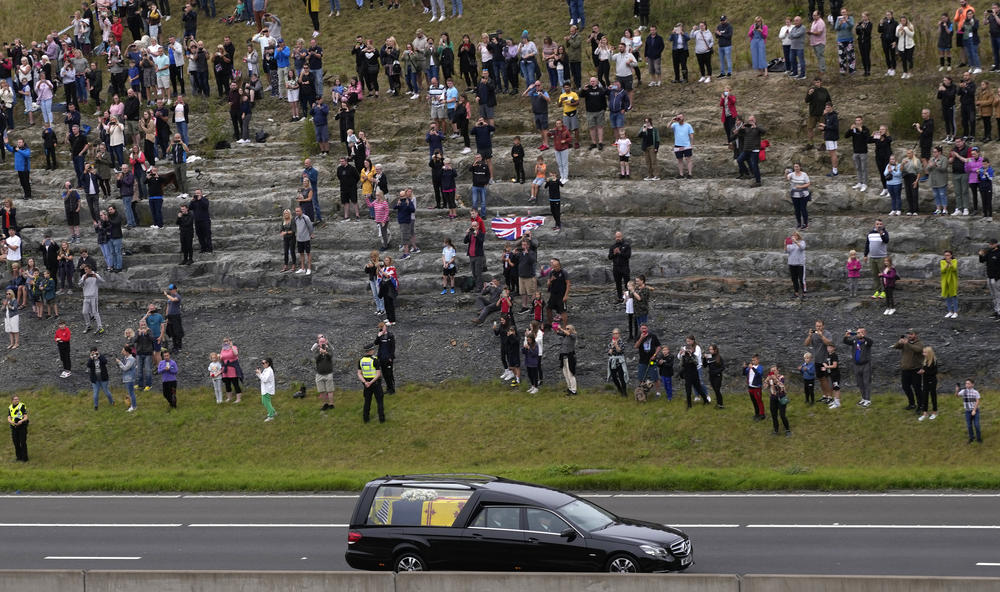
[843,328,873,406]
[86,349,114,409]
[787,16,806,78]
[567,0,584,27]
[956,380,982,443]
[765,367,791,436]
[364,251,385,315]
[715,16,734,76]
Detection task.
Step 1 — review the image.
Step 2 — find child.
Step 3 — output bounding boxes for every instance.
[55,319,72,378]
[955,379,982,443]
[504,325,521,387]
[19,80,34,126]
[41,270,58,318]
[544,172,565,231]
[615,128,631,178]
[764,365,791,437]
[529,320,544,385]
[157,350,179,409]
[742,354,765,421]
[918,346,939,421]
[529,156,546,202]
[623,280,636,339]
[208,352,224,404]
[522,333,541,393]
[979,157,994,221]
[531,291,544,324]
[28,270,43,319]
[880,256,898,315]
[511,136,525,183]
[494,315,515,381]
[498,287,512,318]
[846,249,862,297]
[799,352,816,404]
[654,345,674,400]
[822,343,841,409]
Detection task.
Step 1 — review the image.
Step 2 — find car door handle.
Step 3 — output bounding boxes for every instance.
[527,537,539,543]
[471,533,483,539]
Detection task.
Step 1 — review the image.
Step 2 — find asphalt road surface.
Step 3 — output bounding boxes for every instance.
[1,492,999,575]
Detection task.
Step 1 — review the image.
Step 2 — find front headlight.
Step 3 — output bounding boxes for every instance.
[639,544,670,559]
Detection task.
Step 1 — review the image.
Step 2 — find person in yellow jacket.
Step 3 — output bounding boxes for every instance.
[8,395,28,462]
[357,345,385,423]
[941,249,959,318]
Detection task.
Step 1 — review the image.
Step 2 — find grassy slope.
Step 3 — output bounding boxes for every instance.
[1,3,992,492]
[0,383,995,491]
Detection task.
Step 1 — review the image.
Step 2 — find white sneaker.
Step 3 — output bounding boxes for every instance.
[429,15,436,22]
[698,76,705,83]
[952,209,962,216]
[439,15,446,21]
[887,69,895,76]
[527,386,538,394]
[126,406,135,412]
[852,183,861,189]
[264,416,274,422]
[879,189,888,197]
[888,308,896,315]
[648,81,656,87]
[461,147,471,154]
[963,208,970,215]
[651,176,660,180]
[570,19,574,25]
[704,76,711,83]
[294,268,305,274]
[410,93,420,100]
[939,66,945,72]
[859,184,867,192]
[929,413,937,420]
[705,395,711,403]
[973,67,983,74]
[828,400,841,409]
[952,312,959,319]
[305,269,312,275]
[883,309,890,315]
[918,414,926,422]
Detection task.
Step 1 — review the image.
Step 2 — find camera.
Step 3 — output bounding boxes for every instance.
[848,331,857,336]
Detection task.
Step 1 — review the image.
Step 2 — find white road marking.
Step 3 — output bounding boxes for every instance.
[44,556,142,560]
[187,523,349,528]
[747,524,1000,529]
[0,495,181,499]
[976,563,1000,566]
[0,523,181,527]
[182,495,360,499]
[670,524,740,528]
[610,493,1000,498]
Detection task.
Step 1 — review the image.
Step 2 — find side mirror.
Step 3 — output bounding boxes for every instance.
[559,528,576,541]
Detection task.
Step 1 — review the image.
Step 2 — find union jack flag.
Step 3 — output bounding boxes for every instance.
[490,216,546,240]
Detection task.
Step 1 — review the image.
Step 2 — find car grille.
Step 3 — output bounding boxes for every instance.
[670,539,691,557]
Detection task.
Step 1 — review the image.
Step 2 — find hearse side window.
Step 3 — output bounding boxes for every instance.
[525,508,571,534]
[469,506,522,530]
[366,486,473,527]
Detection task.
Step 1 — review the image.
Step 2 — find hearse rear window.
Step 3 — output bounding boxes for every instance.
[366,486,473,527]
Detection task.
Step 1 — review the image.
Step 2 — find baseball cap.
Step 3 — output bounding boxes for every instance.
[167,283,176,290]
[720,15,728,21]
[521,30,529,38]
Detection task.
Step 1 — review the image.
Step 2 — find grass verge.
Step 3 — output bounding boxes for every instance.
[0,382,994,492]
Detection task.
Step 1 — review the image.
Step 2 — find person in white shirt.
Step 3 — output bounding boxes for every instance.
[256,358,277,422]
[4,228,22,269]
[610,42,638,103]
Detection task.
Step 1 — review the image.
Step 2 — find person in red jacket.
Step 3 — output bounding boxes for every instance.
[719,85,738,143]
[54,319,72,378]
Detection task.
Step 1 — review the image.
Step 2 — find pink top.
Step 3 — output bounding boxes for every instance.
[368,198,390,224]
[846,258,862,278]
[35,80,53,101]
[747,24,769,39]
[965,157,984,184]
[220,345,240,378]
[109,102,125,118]
[809,19,826,46]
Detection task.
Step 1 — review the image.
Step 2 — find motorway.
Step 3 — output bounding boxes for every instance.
[0,493,999,575]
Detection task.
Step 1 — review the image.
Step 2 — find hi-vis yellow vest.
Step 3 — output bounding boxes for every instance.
[360,356,377,380]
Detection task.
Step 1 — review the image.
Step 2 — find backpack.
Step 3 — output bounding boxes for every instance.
[766,57,787,72]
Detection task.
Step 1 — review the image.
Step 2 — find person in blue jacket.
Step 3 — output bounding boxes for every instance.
[3,134,31,199]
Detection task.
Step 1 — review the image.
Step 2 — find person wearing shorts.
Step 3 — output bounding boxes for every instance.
[479,104,494,122]
[313,337,335,411]
[558,82,581,148]
[669,113,695,178]
[523,81,551,150]
[294,206,314,274]
[519,276,538,300]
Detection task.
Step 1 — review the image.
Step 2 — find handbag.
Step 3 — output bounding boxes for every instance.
[778,395,789,406]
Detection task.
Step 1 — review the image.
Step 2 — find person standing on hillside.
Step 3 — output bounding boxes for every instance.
[843,327,873,407]
[3,134,31,200]
[464,220,486,290]
[163,284,184,353]
[357,345,385,423]
[938,76,958,143]
[668,23,690,84]
[523,81,551,151]
[515,238,538,313]
[669,113,694,179]
[735,115,765,187]
[189,189,213,254]
[844,115,871,192]
[855,11,873,76]
[581,77,608,150]
[804,78,831,149]
[834,8,856,74]
[158,350,179,410]
[808,10,827,74]
[337,156,361,221]
[715,15,734,78]
[608,231,632,299]
[78,264,105,334]
[877,10,898,75]
[979,238,1000,318]
[256,358,277,422]
[950,135,972,215]
[644,25,664,86]
[818,102,840,177]
[893,329,924,412]
[863,218,890,298]
[956,379,983,443]
[804,320,834,404]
